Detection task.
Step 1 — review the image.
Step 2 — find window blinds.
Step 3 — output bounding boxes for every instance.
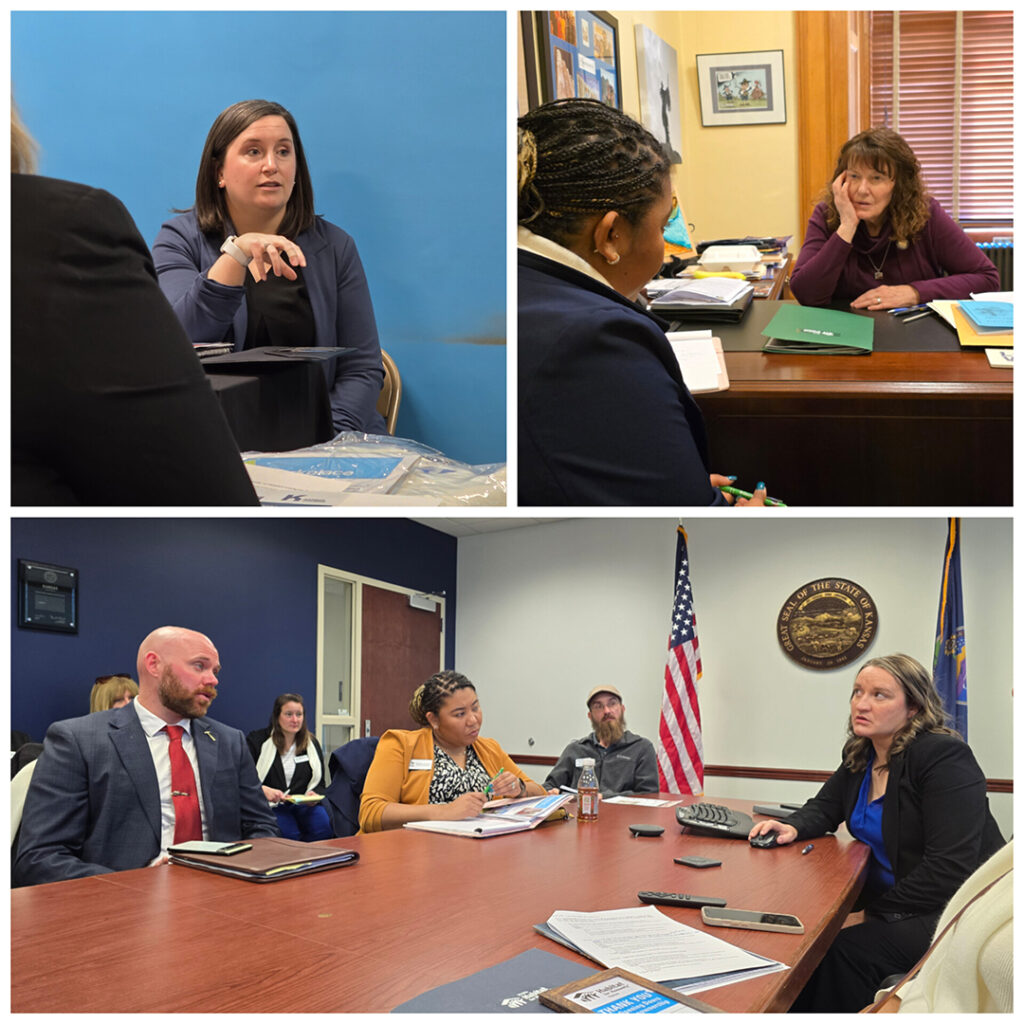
[869,10,1012,223]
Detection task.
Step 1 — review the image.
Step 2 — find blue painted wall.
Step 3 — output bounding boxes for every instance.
[11,518,458,744]
[11,11,506,464]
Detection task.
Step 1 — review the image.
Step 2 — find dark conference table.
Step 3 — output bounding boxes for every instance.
[202,347,347,452]
[11,795,868,1013]
[686,301,1012,506]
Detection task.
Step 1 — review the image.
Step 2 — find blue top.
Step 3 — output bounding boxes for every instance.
[848,751,895,893]
[153,211,385,434]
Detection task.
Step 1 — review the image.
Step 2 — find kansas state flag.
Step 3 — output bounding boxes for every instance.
[933,518,967,738]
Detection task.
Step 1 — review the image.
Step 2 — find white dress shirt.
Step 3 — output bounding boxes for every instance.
[132,698,208,856]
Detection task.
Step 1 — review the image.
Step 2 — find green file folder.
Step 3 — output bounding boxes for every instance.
[762,305,874,355]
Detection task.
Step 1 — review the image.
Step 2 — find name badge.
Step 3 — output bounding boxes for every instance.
[295,755,310,764]
[409,758,433,770]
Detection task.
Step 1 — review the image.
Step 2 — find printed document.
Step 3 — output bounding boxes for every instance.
[546,906,780,983]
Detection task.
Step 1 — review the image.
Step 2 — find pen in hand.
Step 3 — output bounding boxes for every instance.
[484,767,505,797]
[719,485,788,508]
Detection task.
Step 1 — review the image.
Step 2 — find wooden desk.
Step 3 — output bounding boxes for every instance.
[694,301,1012,505]
[11,796,867,1013]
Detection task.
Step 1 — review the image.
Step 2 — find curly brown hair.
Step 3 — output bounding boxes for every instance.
[518,99,670,247]
[820,127,932,244]
[841,653,958,772]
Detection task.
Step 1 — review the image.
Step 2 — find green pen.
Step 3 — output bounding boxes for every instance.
[720,485,788,508]
[485,767,505,797]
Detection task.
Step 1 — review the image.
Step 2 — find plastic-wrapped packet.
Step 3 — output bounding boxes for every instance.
[243,432,506,506]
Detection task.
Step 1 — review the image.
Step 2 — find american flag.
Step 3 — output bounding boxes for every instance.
[657,526,704,794]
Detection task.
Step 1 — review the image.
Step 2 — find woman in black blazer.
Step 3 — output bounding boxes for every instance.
[517,99,765,507]
[247,693,331,842]
[750,654,1003,1012]
[11,104,258,506]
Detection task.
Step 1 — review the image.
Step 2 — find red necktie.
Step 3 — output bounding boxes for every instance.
[165,725,203,843]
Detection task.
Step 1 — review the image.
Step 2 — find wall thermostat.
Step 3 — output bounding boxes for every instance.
[18,560,79,633]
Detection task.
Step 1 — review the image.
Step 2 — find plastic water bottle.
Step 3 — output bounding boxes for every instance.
[577,758,599,823]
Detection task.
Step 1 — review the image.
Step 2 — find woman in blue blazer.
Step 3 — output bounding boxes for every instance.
[750,653,1004,1012]
[153,99,385,434]
[518,99,761,506]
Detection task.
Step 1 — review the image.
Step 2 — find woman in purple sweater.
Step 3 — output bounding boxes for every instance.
[790,128,999,309]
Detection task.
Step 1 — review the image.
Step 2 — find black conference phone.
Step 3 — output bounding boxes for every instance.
[676,802,754,840]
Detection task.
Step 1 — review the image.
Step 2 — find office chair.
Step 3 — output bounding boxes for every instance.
[11,742,43,779]
[324,736,380,837]
[375,350,402,435]
[11,759,39,856]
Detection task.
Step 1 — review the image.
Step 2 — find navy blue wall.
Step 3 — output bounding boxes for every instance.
[11,518,457,743]
[11,11,506,464]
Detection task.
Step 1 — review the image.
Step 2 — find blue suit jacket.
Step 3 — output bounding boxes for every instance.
[518,250,725,506]
[13,705,279,886]
[153,211,386,434]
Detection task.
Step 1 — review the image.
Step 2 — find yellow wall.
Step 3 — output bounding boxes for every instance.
[605,11,801,243]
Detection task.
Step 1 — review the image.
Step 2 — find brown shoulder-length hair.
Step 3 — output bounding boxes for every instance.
[820,127,932,245]
[270,692,310,755]
[841,653,958,772]
[190,99,315,239]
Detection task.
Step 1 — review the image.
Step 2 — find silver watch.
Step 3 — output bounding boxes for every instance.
[220,235,251,267]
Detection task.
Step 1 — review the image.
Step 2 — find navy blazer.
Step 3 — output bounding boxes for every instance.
[153,211,386,434]
[518,250,725,506]
[786,731,1004,919]
[13,705,279,886]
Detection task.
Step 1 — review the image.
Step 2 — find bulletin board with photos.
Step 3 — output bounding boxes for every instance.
[522,11,621,110]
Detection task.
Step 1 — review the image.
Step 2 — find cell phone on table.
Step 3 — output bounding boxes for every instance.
[168,840,252,856]
[700,906,804,933]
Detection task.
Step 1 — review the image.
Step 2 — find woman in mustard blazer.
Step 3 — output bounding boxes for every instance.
[359,671,545,833]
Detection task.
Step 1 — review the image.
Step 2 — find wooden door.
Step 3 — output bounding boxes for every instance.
[359,585,444,737]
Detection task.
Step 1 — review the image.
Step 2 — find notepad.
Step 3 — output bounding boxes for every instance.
[761,306,873,355]
[666,332,730,393]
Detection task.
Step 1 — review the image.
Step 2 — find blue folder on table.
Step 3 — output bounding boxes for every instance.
[392,948,593,1012]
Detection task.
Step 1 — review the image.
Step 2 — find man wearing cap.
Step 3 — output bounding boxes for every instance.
[543,686,659,796]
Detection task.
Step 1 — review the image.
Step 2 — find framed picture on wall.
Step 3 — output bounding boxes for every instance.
[695,49,786,126]
[521,11,621,111]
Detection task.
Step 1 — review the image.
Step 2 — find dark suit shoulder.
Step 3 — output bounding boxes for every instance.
[900,730,973,761]
[13,173,129,213]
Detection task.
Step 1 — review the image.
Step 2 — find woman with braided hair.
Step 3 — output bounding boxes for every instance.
[357,671,546,833]
[518,99,763,506]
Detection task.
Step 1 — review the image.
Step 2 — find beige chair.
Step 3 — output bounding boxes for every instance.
[11,760,37,845]
[375,350,402,435]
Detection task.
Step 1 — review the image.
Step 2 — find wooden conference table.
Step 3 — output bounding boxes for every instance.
[687,301,1012,506]
[11,795,868,1013]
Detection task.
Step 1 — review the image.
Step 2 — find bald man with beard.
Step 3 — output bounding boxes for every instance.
[544,686,659,796]
[14,626,278,887]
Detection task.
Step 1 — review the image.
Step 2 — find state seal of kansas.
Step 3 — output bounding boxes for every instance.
[776,578,878,670]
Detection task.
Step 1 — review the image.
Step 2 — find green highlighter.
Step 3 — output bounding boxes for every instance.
[720,485,788,507]
[761,305,874,355]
